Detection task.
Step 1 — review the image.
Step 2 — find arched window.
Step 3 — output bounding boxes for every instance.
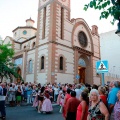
[41,56,44,70]
[60,56,63,70]
[29,60,33,73]
[32,42,35,48]
[78,58,86,67]
[78,31,88,47]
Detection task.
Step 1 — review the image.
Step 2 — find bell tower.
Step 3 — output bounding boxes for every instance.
[35,0,71,84]
[36,0,71,42]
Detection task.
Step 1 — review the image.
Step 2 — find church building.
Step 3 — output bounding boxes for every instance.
[4,0,101,85]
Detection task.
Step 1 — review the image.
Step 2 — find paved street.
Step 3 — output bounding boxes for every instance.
[6,105,64,120]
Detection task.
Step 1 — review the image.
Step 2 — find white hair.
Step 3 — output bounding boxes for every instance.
[89,89,99,98]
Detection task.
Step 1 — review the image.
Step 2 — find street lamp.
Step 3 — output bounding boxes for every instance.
[113,66,116,80]
[113,66,116,72]
[115,18,120,36]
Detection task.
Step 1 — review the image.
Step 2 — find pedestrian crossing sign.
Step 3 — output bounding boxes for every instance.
[96,60,108,73]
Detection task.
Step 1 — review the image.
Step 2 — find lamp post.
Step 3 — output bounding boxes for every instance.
[113,66,116,80]
[115,18,120,36]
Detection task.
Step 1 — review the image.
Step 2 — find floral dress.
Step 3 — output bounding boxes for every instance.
[88,100,104,120]
[114,101,120,120]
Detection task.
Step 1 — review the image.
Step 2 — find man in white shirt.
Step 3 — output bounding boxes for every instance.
[54,86,59,102]
[75,84,82,100]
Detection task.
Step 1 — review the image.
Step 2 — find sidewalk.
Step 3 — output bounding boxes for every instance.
[6,101,58,107]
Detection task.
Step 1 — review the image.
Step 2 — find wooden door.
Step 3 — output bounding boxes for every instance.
[78,67,85,83]
[17,67,21,83]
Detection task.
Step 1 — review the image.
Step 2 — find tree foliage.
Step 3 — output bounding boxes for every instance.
[0,41,14,63]
[84,0,120,24]
[0,41,22,82]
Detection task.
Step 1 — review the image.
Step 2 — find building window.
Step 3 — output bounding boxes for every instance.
[29,60,33,73]
[61,7,64,39]
[78,31,88,47]
[60,56,63,70]
[33,42,35,48]
[41,56,44,70]
[23,30,27,35]
[78,58,86,67]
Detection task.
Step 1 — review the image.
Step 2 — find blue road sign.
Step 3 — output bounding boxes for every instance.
[76,75,80,80]
[96,60,108,73]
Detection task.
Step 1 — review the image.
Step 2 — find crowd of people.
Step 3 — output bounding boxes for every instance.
[0,81,120,120]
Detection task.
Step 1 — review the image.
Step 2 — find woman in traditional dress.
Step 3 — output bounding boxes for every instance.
[59,90,66,113]
[57,87,63,105]
[32,89,38,108]
[48,85,53,102]
[38,90,44,113]
[41,90,53,113]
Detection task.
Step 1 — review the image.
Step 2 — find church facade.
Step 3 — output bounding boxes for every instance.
[4,0,101,85]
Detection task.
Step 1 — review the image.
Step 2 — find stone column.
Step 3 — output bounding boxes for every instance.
[90,55,94,84]
[22,51,27,81]
[34,2,41,83]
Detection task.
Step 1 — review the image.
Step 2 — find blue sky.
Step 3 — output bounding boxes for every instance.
[0,0,117,39]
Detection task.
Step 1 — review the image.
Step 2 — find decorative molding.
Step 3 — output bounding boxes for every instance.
[12,26,37,32]
[73,46,93,56]
[38,0,70,11]
[71,20,94,53]
[14,54,23,59]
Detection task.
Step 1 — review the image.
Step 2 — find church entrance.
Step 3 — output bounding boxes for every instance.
[17,67,21,83]
[78,66,86,83]
[78,58,86,83]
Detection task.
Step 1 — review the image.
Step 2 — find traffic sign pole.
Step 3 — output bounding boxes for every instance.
[101,73,105,86]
